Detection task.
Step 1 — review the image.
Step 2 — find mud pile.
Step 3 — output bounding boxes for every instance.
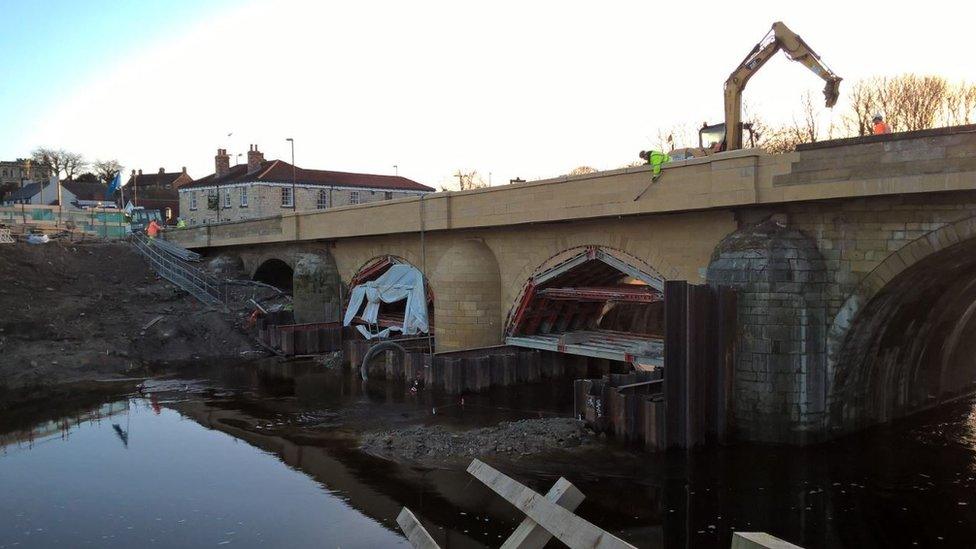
[0,240,257,407]
[361,417,594,461]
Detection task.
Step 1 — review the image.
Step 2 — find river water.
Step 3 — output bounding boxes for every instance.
[2,361,975,548]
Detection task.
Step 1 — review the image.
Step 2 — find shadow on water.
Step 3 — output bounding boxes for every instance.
[3,358,976,548]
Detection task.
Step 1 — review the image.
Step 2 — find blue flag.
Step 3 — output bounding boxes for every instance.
[106,171,121,199]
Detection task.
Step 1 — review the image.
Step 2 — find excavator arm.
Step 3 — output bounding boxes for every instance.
[724,21,842,150]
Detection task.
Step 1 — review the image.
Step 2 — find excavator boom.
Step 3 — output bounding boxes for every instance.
[724,21,842,150]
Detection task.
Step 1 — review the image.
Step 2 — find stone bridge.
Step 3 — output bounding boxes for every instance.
[167,125,976,444]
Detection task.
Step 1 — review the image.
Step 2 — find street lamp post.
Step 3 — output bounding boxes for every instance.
[286,138,296,211]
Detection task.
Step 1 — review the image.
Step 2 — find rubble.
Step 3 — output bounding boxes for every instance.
[360,418,595,461]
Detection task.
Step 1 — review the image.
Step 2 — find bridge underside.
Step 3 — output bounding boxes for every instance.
[505,248,664,367]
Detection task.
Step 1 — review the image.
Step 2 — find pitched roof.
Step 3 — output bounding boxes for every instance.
[62,180,111,202]
[181,160,434,192]
[128,197,179,213]
[126,171,190,188]
[5,182,44,201]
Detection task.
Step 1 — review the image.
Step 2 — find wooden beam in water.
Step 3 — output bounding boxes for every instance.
[731,532,805,549]
[501,477,585,549]
[466,459,636,549]
[396,507,441,549]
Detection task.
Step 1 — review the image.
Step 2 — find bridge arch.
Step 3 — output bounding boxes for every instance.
[349,255,424,289]
[346,254,437,342]
[253,258,294,292]
[504,246,666,366]
[828,215,976,432]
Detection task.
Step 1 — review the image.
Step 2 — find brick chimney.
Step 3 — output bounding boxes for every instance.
[215,148,230,177]
[182,166,187,174]
[137,169,143,175]
[247,144,265,174]
[158,167,165,174]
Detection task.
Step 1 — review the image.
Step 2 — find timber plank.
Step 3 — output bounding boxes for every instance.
[467,459,636,549]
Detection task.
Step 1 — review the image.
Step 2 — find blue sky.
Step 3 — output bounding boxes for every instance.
[2,1,972,188]
[0,0,232,157]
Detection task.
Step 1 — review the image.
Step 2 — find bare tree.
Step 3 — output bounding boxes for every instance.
[653,124,697,152]
[617,160,646,169]
[31,147,87,180]
[31,147,61,179]
[62,151,86,180]
[899,75,948,131]
[568,166,598,176]
[441,170,488,191]
[943,82,976,126]
[756,125,804,154]
[749,109,804,154]
[796,91,818,143]
[842,74,971,134]
[844,79,877,136]
[93,159,123,185]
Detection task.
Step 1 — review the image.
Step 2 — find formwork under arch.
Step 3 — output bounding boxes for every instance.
[504,245,666,367]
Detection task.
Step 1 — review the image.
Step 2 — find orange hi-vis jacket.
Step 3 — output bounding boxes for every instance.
[873,121,891,135]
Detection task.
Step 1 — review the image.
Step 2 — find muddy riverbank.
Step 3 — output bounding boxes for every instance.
[0,240,258,409]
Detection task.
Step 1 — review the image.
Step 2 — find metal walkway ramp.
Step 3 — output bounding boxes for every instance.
[130,234,225,308]
[152,237,201,262]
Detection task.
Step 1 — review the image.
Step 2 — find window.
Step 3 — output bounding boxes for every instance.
[189,192,198,210]
[316,189,329,209]
[384,191,392,200]
[240,187,248,207]
[349,191,361,205]
[223,188,231,208]
[281,186,293,207]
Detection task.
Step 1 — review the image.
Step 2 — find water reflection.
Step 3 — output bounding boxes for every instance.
[0,397,406,548]
[3,361,976,548]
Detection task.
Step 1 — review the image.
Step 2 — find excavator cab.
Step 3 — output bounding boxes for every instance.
[699,122,755,152]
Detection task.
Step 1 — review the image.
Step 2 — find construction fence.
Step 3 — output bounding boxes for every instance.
[0,204,130,239]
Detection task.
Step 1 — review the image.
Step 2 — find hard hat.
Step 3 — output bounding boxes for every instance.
[872,113,884,121]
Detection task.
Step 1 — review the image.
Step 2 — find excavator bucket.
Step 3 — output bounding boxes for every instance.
[823,77,842,108]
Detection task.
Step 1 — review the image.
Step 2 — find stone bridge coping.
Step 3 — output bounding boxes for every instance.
[167,128,976,249]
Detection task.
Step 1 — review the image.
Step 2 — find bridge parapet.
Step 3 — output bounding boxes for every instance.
[166,148,777,248]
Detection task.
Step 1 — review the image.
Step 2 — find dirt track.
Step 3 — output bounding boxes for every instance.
[0,239,257,408]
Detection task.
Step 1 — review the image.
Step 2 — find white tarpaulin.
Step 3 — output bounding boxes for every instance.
[343,264,429,340]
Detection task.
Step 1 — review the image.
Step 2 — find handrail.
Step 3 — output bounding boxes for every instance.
[129,233,226,308]
[153,237,201,261]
